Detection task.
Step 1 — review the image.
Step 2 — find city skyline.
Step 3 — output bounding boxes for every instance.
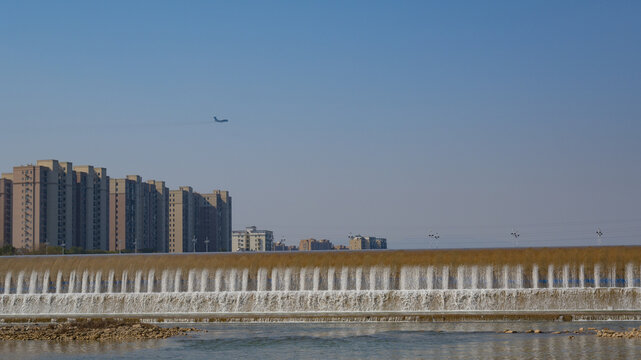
[1,2,640,249]
[0,158,231,253]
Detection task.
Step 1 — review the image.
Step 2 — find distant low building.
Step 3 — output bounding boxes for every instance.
[348,235,387,250]
[232,226,273,252]
[273,240,298,251]
[333,244,349,250]
[299,238,333,251]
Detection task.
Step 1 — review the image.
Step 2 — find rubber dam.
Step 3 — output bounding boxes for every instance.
[1,247,640,321]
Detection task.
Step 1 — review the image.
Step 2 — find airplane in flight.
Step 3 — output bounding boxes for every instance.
[213,116,229,123]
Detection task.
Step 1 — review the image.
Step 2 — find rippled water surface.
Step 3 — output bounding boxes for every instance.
[2,321,641,359]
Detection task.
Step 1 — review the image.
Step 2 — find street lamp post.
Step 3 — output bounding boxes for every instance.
[427,232,439,249]
[204,237,210,252]
[510,230,520,247]
[60,243,66,255]
[596,228,603,246]
[44,241,49,255]
[192,236,197,253]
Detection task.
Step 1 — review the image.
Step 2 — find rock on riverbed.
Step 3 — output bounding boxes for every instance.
[0,319,200,341]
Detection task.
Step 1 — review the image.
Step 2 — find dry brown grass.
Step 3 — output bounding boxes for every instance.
[0,246,639,282]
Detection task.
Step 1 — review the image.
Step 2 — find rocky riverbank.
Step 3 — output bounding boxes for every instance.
[0,319,200,341]
[500,326,641,339]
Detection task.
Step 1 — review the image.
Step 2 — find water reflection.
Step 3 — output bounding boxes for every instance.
[1,322,640,359]
[0,338,166,359]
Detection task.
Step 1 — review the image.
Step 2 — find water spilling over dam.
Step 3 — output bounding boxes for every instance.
[1,247,640,321]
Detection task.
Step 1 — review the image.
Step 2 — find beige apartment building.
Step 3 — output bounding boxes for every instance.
[1,159,230,254]
[299,238,334,251]
[232,226,273,252]
[0,174,12,246]
[73,166,109,250]
[10,160,74,251]
[109,177,133,252]
[147,180,169,253]
[199,190,232,252]
[348,235,387,250]
[170,188,232,253]
[109,176,168,252]
[168,186,195,253]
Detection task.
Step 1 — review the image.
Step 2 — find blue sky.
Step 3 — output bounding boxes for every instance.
[1,1,640,248]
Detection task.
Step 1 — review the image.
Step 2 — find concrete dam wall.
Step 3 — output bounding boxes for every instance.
[1,247,640,321]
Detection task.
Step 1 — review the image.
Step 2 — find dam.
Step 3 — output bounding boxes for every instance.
[1,246,640,321]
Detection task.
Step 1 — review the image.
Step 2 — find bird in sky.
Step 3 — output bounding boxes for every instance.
[213,116,229,123]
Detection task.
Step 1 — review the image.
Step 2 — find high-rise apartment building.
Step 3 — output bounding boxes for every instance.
[147,180,169,252]
[11,160,74,251]
[109,177,134,252]
[197,190,232,252]
[73,166,109,250]
[170,188,232,253]
[39,160,74,249]
[2,159,231,254]
[0,174,12,246]
[109,176,167,252]
[168,186,195,253]
[232,226,273,252]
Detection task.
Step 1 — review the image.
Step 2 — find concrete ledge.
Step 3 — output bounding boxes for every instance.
[3,310,641,323]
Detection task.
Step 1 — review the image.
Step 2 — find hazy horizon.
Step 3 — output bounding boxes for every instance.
[1,1,639,249]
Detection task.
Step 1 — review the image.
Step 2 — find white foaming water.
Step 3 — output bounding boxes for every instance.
[134,271,143,293]
[3,272,11,295]
[426,266,434,290]
[242,269,249,292]
[174,269,182,293]
[3,288,640,317]
[42,270,50,294]
[121,271,128,293]
[68,271,76,294]
[457,266,465,290]
[355,267,363,291]
[470,266,478,290]
[340,267,348,291]
[327,267,335,291]
[200,269,208,293]
[215,269,223,292]
[187,269,196,293]
[1,261,639,317]
[299,268,307,291]
[147,270,155,293]
[55,271,62,294]
[313,267,321,292]
[81,270,89,294]
[228,269,237,292]
[516,265,524,289]
[284,268,292,292]
[442,266,449,290]
[502,265,509,289]
[28,271,38,294]
[485,266,493,289]
[95,271,102,294]
[16,271,24,295]
[257,268,267,292]
[107,271,114,294]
